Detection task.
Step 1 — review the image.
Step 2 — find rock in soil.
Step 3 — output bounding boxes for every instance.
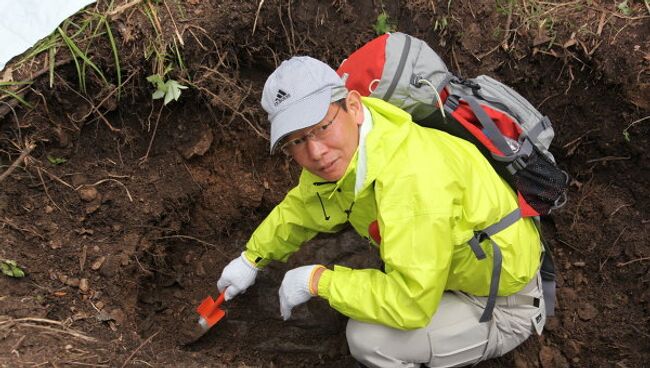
[78,186,99,201]
[539,345,569,368]
[180,128,213,159]
[79,278,89,292]
[91,256,106,270]
[578,303,598,321]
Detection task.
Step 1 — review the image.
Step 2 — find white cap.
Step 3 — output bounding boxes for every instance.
[261,56,348,153]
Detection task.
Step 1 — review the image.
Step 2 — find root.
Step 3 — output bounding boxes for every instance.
[120,330,160,368]
[153,235,226,257]
[37,167,65,215]
[138,103,164,166]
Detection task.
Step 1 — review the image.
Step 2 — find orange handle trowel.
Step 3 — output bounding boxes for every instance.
[196,291,227,332]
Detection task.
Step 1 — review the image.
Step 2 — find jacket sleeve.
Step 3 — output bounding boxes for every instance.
[245,183,347,266]
[318,175,458,330]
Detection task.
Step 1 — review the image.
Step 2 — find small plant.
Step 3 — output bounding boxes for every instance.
[1,259,25,278]
[617,0,633,16]
[434,16,449,32]
[495,0,515,15]
[622,116,650,142]
[47,155,67,165]
[373,11,396,35]
[146,72,188,105]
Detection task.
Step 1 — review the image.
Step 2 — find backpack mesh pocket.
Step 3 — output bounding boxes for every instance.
[513,145,568,214]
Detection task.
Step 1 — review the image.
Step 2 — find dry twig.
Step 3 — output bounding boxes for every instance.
[586,156,631,164]
[154,234,222,252]
[75,178,133,202]
[617,257,650,267]
[608,203,632,218]
[162,0,184,46]
[120,330,160,368]
[0,317,96,342]
[107,0,143,17]
[0,141,35,183]
[252,0,266,35]
[557,238,587,256]
[0,216,45,240]
[571,181,601,231]
[37,168,65,214]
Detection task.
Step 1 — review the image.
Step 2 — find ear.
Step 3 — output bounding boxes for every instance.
[346,90,364,126]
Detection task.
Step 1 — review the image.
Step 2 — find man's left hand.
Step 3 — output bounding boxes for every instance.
[279,265,325,320]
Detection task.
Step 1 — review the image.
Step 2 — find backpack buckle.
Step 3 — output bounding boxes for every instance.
[506,156,529,174]
[451,77,481,91]
[445,95,460,110]
[410,74,423,87]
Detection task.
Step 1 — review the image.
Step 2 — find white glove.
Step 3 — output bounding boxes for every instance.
[279,265,323,320]
[217,252,259,301]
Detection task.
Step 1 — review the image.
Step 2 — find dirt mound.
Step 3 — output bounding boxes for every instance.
[1,1,648,367]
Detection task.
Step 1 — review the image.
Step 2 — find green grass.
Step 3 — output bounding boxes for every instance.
[0,81,34,108]
[13,8,121,97]
[58,22,109,94]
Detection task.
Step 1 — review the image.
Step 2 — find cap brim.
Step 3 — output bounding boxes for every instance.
[269,87,332,153]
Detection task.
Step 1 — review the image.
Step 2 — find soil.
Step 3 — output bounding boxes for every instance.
[0,1,648,367]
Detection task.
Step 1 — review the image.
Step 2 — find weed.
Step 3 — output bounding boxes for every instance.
[373,11,396,35]
[147,70,188,105]
[434,16,449,32]
[616,0,633,16]
[496,0,515,15]
[622,116,650,142]
[47,155,67,165]
[1,259,25,278]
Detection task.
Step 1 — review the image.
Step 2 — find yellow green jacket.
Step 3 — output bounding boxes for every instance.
[245,97,542,330]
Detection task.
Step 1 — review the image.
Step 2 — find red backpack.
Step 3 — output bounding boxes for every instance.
[337,33,566,321]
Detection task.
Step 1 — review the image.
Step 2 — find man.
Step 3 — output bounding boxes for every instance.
[217,56,546,367]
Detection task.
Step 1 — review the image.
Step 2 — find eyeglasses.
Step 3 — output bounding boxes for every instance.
[280,105,342,156]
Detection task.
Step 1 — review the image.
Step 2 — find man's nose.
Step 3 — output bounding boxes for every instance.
[305,139,326,160]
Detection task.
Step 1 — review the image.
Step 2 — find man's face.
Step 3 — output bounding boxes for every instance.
[282,92,364,181]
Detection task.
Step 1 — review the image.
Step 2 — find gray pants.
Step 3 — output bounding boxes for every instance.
[347,273,546,368]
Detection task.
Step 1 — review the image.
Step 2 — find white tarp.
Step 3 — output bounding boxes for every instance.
[0,0,96,71]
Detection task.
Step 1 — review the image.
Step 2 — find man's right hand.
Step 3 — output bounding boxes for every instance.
[217,252,259,301]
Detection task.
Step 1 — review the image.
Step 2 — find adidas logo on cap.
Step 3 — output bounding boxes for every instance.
[274,89,291,106]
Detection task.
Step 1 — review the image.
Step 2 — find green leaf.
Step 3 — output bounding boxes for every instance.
[617,0,633,15]
[1,259,25,278]
[148,74,188,105]
[163,90,174,105]
[373,12,395,35]
[152,89,165,100]
[146,74,163,84]
[47,155,67,165]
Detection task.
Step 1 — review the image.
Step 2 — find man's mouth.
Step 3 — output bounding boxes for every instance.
[320,159,337,172]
